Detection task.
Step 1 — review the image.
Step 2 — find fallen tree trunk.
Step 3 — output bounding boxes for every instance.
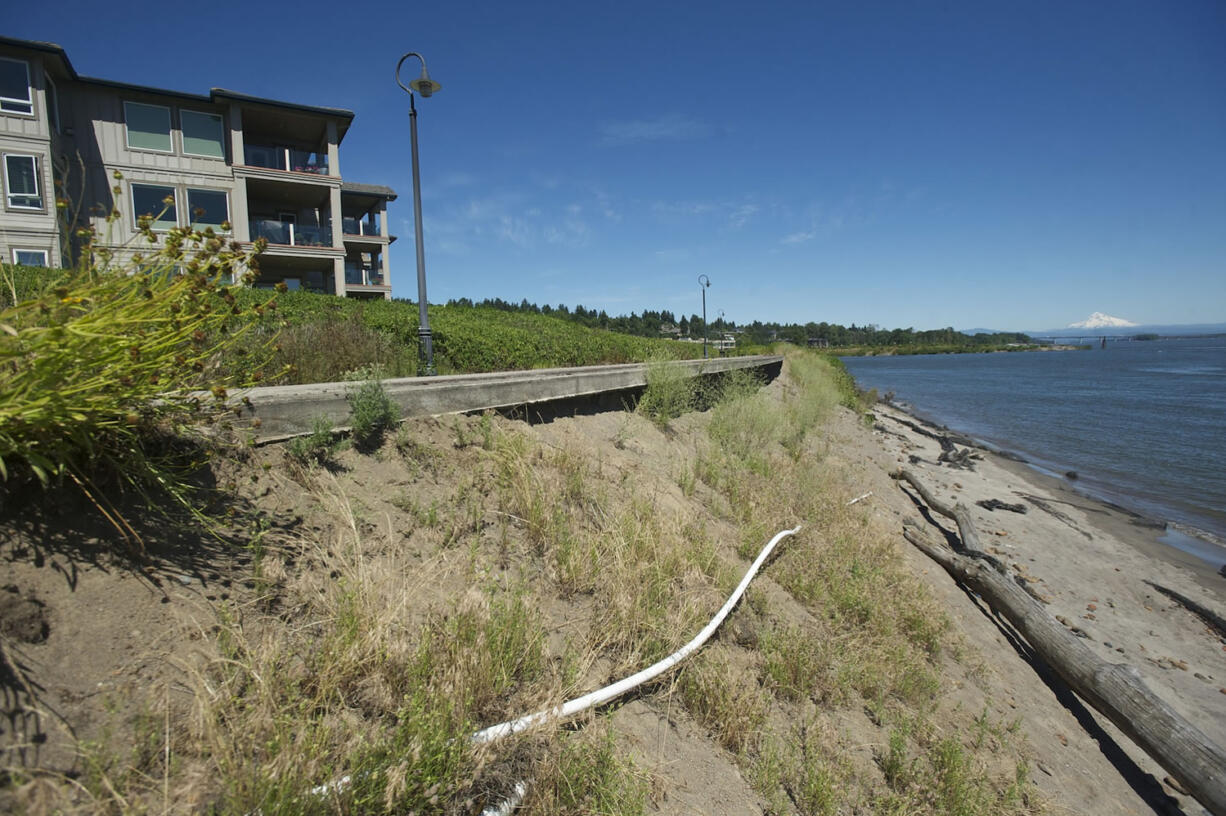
[893,468,1226,816]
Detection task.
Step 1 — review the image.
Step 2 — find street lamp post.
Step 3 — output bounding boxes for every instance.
[718,309,725,356]
[396,52,442,376]
[698,274,710,359]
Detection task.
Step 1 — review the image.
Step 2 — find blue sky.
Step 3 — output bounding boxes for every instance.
[9,1,1226,331]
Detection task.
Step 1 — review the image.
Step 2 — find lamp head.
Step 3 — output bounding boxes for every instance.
[410,66,441,97]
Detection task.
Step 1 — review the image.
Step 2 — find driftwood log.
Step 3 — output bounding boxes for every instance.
[893,468,1226,816]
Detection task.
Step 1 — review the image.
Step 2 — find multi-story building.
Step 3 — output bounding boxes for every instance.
[0,35,395,298]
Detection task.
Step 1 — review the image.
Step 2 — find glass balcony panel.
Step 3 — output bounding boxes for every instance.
[342,216,380,236]
[250,218,290,245]
[245,145,329,175]
[250,219,331,247]
[344,262,384,286]
[295,224,329,246]
[244,145,284,170]
[288,149,328,175]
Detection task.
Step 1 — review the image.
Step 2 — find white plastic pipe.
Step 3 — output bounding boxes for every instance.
[480,779,528,816]
[471,524,802,744]
[304,523,804,809]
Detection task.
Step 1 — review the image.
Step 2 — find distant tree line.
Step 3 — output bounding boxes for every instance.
[442,297,1032,348]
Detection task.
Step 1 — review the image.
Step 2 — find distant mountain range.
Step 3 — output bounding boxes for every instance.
[1068,312,1136,329]
[963,320,1226,338]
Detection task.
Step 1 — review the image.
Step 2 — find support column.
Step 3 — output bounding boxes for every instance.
[329,184,343,249]
[228,104,244,165]
[332,257,346,297]
[325,121,340,177]
[380,245,391,299]
[231,178,250,242]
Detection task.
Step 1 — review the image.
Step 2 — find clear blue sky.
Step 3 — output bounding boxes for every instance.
[9,0,1225,331]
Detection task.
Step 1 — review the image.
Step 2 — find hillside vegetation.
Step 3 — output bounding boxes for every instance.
[242,290,705,384]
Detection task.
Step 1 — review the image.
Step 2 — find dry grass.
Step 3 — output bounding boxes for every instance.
[28,350,1039,815]
[675,351,1039,814]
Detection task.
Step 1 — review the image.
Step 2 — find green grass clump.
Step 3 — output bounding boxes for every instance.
[526,727,648,815]
[636,357,697,425]
[345,366,399,452]
[286,417,341,466]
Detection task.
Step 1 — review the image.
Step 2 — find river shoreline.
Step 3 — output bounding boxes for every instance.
[877,396,1226,581]
[858,398,1226,813]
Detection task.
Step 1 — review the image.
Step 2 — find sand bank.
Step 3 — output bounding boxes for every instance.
[859,401,1226,814]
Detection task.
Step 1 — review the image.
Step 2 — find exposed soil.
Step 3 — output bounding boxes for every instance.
[1,370,1223,814]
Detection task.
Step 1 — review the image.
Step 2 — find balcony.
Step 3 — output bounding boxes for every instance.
[345,262,386,287]
[250,219,332,248]
[244,145,330,176]
[342,216,382,237]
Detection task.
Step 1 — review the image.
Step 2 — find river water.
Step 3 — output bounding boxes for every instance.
[840,337,1226,565]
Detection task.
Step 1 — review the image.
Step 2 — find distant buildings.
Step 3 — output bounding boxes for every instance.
[0,35,395,298]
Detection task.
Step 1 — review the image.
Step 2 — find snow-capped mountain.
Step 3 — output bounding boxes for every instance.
[1068,312,1138,329]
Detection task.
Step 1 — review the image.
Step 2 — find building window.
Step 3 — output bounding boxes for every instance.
[124,101,172,152]
[4,154,42,209]
[131,183,177,230]
[186,188,229,228]
[12,249,48,266]
[181,110,225,158]
[0,58,33,115]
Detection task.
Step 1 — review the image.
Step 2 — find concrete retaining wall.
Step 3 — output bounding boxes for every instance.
[233,355,784,443]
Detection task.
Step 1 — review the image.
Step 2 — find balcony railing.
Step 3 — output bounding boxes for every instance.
[244,145,330,176]
[345,262,386,286]
[342,216,382,237]
[250,219,332,248]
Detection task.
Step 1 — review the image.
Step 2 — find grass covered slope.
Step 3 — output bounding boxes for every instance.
[1,350,1042,814]
[237,290,704,383]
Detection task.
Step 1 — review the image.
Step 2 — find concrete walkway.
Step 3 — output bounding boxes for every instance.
[232,355,784,443]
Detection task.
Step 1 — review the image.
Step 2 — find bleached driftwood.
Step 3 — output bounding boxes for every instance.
[893,468,1226,816]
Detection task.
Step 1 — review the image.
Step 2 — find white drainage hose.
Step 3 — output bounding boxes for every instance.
[309,523,805,809]
[474,524,802,745]
[475,523,800,813]
[472,523,801,813]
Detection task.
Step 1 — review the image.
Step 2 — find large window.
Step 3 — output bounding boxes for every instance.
[131,183,177,230]
[181,110,225,158]
[12,249,48,266]
[0,58,33,115]
[124,101,172,152]
[4,154,42,209]
[186,188,229,228]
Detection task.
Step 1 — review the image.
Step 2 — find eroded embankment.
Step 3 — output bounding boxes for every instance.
[4,352,1175,814]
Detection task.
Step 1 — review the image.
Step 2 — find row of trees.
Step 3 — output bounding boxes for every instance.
[439,297,1032,349]
[443,297,736,338]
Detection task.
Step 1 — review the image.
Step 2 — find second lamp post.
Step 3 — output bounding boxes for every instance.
[396,52,441,376]
[698,274,711,359]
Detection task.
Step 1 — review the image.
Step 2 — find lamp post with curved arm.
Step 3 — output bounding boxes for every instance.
[698,274,710,359]
[396,52,441,376]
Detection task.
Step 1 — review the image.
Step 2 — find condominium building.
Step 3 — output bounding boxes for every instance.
[0,35,395,298]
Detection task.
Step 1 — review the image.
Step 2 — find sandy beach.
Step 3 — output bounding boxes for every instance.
[856,400,1226,814]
